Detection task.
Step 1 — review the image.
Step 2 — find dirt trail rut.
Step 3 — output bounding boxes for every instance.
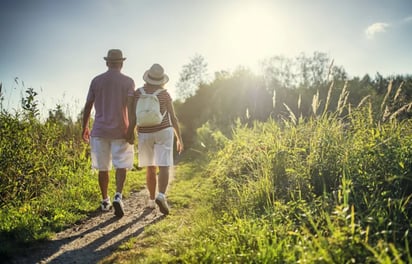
[10,189,163,264]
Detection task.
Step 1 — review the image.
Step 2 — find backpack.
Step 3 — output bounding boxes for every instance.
[135,87,167,127]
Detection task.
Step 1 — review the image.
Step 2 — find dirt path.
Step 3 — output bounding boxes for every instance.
[9,189,164,264]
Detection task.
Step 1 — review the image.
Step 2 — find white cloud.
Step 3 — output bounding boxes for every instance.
[365,22,389,39]
[404,16,412,22]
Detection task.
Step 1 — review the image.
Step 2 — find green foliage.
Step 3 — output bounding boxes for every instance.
[202,106,412,262]
[195,121,228,154]
[0,88,99,258]
[2,56,412,262]
[21,87,40,118]
[131,95,412,262]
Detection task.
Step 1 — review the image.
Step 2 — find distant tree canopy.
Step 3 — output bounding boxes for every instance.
[261,51,347,91]
[175,54,209,101]
[174,52,412,150]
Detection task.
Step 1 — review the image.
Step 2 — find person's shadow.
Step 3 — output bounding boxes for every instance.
[8,207,165,264]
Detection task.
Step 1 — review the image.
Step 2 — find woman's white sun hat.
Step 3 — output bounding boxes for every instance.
[143,63,169,85]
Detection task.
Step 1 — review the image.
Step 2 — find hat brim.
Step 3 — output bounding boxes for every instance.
[104,57,126,61]
[143,70,169,85]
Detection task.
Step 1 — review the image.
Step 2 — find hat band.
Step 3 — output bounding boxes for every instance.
[148,73,164,81]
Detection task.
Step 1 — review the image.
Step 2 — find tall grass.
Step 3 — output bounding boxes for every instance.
[0,88,98,258]
[144,81,412,263]
[0,86,147,260]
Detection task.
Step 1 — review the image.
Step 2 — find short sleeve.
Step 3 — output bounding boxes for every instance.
[127,79,135,97]
[86,79,95,103]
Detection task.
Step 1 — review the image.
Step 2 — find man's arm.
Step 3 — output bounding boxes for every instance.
[82,100,94,142]
[126,95,136,144]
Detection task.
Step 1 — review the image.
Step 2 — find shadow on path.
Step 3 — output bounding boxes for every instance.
[8,190,165,264]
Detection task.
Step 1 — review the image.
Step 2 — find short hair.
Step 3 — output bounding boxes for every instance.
[107,61,123,68]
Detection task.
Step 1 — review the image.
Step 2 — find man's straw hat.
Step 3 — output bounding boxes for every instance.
[104,49,126,61]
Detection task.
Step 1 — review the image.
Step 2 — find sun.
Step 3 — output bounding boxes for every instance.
[216,2,294,66]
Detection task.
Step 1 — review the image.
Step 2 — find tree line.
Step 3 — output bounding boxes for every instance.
[174,52,412,151]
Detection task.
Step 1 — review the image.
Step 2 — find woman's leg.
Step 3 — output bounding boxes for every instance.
[146,166,157,200]
[158,166,169,194]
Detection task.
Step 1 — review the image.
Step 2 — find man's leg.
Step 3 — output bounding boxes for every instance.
[115,168,126,194]
[99,171,110,200]
[146,166,157,200]
[113,168,127,217]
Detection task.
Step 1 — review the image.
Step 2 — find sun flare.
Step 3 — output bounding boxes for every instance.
[217,2,294,65]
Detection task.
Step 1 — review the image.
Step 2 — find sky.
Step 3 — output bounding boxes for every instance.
[0,0,411,119]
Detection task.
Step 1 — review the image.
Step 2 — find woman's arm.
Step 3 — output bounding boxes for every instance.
[167,101,184,154]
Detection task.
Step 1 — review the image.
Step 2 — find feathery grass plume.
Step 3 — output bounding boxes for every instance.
[245,107,250,119]
[327,59,334,82]
[380,79,393,112]
[368,101,373,124]
[272,89,276,109]
[340,91,349,116]
[297,94,303,123]
[337,81,349,115]
[382,105,391,122]
[393,81,404,102]
[357,95,371,108]
[283,103,297,125]
[322,81,334,116]
[390,102,412,121]
[312,90,320,116]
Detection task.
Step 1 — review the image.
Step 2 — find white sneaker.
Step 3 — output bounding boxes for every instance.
[113,193,124,217]
[155,193,169,215]
[101,198,111,211]
[147,199,156,209]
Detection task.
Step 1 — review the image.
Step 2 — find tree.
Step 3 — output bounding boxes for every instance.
[261,55,296,91]
[47,104,70,126]
[176,54,209,101]
[261,52,339,91]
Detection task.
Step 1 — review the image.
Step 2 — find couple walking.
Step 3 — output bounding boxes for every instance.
[82,49,184,217]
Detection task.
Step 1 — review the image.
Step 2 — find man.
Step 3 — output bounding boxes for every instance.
[126,63,183,215]
[82,49,135,217]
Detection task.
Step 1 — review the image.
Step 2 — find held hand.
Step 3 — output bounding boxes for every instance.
[126,134,135,145]
[126,129,135,145]
[82,128,90,143]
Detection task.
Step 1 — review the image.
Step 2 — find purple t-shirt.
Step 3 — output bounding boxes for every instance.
[86,69,135,139]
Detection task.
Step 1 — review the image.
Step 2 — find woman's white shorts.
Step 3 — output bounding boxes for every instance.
[90,137,134,171]
[138,127,174,167]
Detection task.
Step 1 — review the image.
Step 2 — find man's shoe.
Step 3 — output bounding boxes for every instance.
[113,194,124,217]
[155,193,169,215]
[146,199,156,209]
[101,198,111,211]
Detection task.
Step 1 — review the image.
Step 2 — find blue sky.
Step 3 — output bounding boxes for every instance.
[0,0,411,118]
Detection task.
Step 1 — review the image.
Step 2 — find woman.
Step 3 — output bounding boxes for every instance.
[127,63,184,215]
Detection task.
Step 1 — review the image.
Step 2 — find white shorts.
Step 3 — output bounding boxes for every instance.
[138,127,174,167]
[90,137,134,171]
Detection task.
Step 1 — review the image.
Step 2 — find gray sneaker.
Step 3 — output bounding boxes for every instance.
[155,193,169,215]
[113,194,124,217]
[101,198,111,211]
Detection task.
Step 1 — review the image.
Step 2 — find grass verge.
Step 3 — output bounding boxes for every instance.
[100,161,215,263]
